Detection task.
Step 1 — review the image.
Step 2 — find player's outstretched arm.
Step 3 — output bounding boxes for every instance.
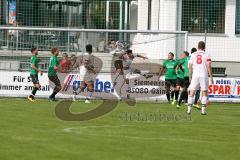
[137,55,148,60]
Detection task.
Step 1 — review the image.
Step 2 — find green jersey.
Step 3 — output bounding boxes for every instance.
[179,56,191,77]
[30,55,39,75]
[48,56,59,76]
[163,60,178,79]
[177,66,185,79]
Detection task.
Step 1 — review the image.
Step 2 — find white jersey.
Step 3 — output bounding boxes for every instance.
[80,52,94,73]
[110,47,125,61]
[122,54,138,68]
[79,52,95,82]
[189,50,211,78]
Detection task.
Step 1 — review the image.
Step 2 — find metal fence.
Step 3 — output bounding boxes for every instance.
[0,27,188,73]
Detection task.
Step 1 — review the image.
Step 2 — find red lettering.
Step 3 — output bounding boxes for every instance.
[208,85,213,94]
[219,85,224,94]
[225,86,230,95]
[209,85,232,95]
[213,85,219,94]
[238,86,240,95]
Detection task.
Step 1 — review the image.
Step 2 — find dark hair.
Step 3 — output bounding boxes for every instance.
[62,53,68,57]
[198,41,205,50]
[126,49,132,54]
[51,47,59,54]
[31,47,37,53]
[191,47,197,54]
[86,44,93,53]
[169,52,174,57]
[184,51,189,56]
[108,40,115,45]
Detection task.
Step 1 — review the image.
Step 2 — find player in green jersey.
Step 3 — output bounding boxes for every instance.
[175,53,186,108]
[28,47,43,102]
[159,52,178,103]
[177,51,190,107]
[48,48,62,101]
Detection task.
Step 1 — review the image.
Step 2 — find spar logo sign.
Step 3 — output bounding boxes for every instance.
[209,78,240,98]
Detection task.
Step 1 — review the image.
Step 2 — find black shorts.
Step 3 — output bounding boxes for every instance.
[165,79,176,88]
[114,60,123,69]
[176,77,184,87]
[183,77,190,88]
[30,74,39,84]
[48,74,61,86]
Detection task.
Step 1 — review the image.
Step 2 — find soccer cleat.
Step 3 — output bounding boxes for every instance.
[193,104,201,110]
[48,97,54,102]
[201,112,207,115]
[176,105,180,109]
[72,95,76,102]
[85,99,91,104]
[171,100,176,105]
[48,97,57,102]
[27,95,36,102]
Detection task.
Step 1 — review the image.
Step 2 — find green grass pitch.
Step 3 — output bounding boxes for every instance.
[0,99,240,160]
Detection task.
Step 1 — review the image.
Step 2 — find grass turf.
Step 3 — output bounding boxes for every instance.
[0,99,240,160]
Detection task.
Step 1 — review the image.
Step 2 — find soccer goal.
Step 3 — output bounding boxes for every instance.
[0,26,188,100]
[0,26,188,72]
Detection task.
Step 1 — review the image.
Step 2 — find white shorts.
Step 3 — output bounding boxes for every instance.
[189,77,209,91]
[123,69,132,79]
[79,66,95,82]
[123,69,141,80]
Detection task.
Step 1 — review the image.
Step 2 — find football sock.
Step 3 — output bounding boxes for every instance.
[175,90,179,101]
[31,87,38,96]
[171,91,175,100]
[188,96,194,113]
[166,93,171,102]
[201,96,208,114]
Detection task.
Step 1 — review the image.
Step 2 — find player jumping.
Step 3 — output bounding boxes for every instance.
[187,41,213,115]
[120,49,148,99]
[27,47,43,102]
[109,41,127,87]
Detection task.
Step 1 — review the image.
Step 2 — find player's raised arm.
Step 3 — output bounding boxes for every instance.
[177,56,186,73]
[137,54,148,60]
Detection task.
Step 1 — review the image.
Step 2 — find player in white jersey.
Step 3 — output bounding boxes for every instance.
[120,49,148,98]
[187,41,213,115]
[73,44,96,103]
[109,41,127,86]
